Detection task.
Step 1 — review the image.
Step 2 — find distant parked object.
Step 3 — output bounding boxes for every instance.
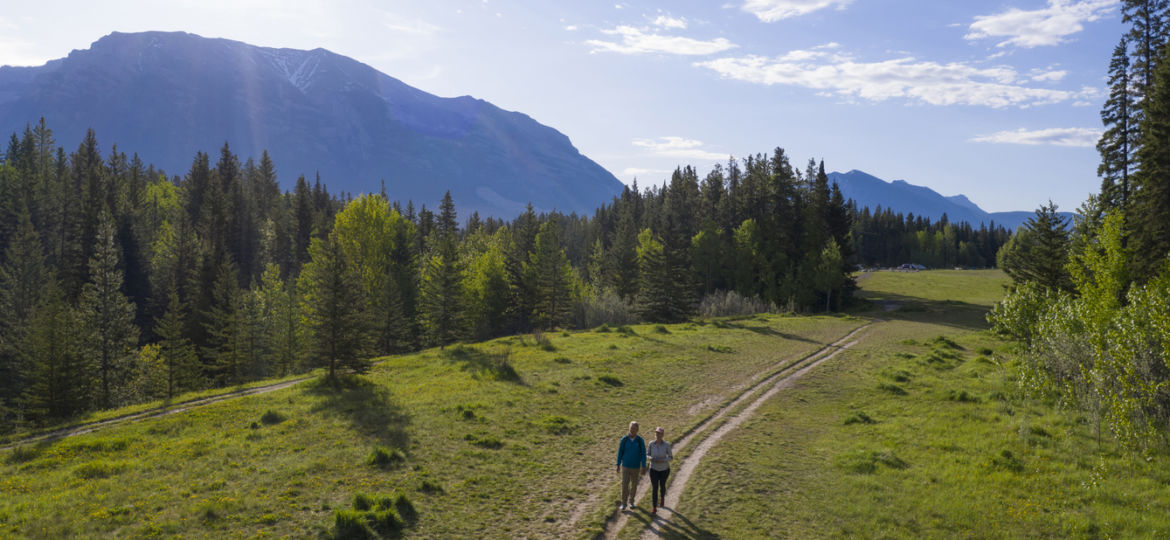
[897,263,927,271]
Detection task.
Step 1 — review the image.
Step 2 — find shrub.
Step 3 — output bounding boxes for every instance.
[533,331,556,352]
[991,449,1023,472]
[367,446,406,468]
[74,460,128,479]
[707,344,734,353]
[464,433,504,449]
[978,347,994,355]
[653,325,670,334]
[576,289,639,328]
[844,411,876,425]
[596,324,612,333]
[418,479,444,494]
[877,383,907,395]
[260,410,285,425]
[698,290,777,317]
[6,445,39,464]
[454,404,482,420]
[539,415,577,435]
[617,325,636,335]
[553,356,572,364]
[946,389,980,403]
[598,375,623,387]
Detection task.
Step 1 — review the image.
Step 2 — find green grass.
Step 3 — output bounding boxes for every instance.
[651,269,1170,539]
[0,314,862,538]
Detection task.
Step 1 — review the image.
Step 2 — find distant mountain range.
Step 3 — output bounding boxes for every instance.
[0,31,624,218]
[827,170,1070,231]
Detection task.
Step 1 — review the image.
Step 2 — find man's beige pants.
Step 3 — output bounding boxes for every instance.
[621,467,642,505]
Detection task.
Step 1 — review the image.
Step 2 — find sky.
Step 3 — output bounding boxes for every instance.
[0,0,1129,213]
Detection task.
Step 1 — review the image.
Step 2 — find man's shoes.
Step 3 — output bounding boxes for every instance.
[651,506,657,514]
[619,502,626,511]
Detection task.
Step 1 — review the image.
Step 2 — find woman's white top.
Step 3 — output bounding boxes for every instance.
[647,439,673,471]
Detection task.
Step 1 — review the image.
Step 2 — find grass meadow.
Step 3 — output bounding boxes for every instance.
[0,311,862,538]
[645,270,1170,539]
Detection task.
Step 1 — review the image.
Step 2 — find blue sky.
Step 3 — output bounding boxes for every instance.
[0,1,1126,212]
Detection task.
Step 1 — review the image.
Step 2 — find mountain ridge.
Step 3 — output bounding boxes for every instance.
[828,169,1071,231]
[0,31,624,218]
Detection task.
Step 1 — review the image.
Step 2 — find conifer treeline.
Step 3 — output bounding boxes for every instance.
[0,123,1009,429]
[991,0,1170,451]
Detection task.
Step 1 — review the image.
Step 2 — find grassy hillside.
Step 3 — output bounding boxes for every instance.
[632,270,1170,539]
[0,312,862,538]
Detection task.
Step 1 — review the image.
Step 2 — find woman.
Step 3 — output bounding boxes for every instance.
[646,426,673,514]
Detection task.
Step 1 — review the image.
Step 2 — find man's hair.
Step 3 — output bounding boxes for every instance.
[629,421,639,429]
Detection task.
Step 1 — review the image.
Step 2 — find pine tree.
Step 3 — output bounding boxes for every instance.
[1098,38,1137,212]
[154,288,199,400]
[419,192,465,347]
[21,279,90,423]
[299,230,373,381]
[528,220,574,329]
[997,202,1074,291]
[635,228,674,322]
[202,258,242,386]
[0,208,49,425]
[1131,41,1170,277]
[78,213,139,409]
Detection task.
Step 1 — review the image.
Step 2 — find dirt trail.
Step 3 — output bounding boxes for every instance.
[0,377,312,451]
[592,323,873,540]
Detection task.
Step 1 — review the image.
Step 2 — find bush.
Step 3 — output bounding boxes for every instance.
[576,289,639,328]
[74,460,128,479]
[553,356,572,364]
[991,449,1023,472]
[946,389,980,403]
[653,325,670,334]
[707,344,734,353]
[367,446,406,468]
[595,324,612,333]
[617,325,636,335]
[698,290,777,317]
[532,331,556,352]
[333,503,402,539]
[539,415,577,435]
[844,411,875,425]
[418,479,444,494]
[464,433,504,449]
[877,383,907,395]
[260,410,285,425]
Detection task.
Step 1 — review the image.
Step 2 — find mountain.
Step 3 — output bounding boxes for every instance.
[827,170,1071,231]
[0,31,624,218]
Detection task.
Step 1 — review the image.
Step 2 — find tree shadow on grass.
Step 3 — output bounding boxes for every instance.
[856,292,993,331]
[306,376,410,449]
[626,507,722,539]
[441,345,525,385]
[719,321,819,343]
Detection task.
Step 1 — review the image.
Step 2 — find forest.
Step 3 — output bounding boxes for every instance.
[990,1,1170,452]
[0,118,1009,430]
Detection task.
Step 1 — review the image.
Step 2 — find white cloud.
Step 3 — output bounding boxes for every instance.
[587,26,736,55]
[1030,68,1067,82]
[970,127,1102,147]
[633,137,728,160]
[694,46,1099,108]
[652,15,688,29]
[741,0,854,22]
[564,25,579,31]
[966,0,1116,48]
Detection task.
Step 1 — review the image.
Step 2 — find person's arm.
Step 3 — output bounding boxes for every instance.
[639,438,648,471]
[616,438,624,471]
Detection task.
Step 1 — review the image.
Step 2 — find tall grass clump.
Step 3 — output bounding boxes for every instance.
[575,289,638,328]
[333,491,415,539]
[367,446,406,468]
[699,290,777,317]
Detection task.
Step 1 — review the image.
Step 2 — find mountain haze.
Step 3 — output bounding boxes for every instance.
[828,170,1068,231]
[0,31,624,217]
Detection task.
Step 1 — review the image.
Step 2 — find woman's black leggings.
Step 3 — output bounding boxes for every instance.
[649,468,670,504]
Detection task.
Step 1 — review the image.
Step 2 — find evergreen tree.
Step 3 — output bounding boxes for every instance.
[1132,42,1170,277]
[154,288,200,400]
[0,208,49,425]
[635,228,674,322]
[78,213,139,409]
[997,202,1074,292]
[202,258,242,386]
[1098,37,1137,212]
[528,220,575,329]
[22,280,89,422]
[419,192,465,347]
[299,230,372,382]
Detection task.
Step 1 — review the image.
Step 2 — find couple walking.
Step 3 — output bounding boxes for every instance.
[616,420,673,514]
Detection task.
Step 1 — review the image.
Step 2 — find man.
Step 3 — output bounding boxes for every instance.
[616,420,647,511]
